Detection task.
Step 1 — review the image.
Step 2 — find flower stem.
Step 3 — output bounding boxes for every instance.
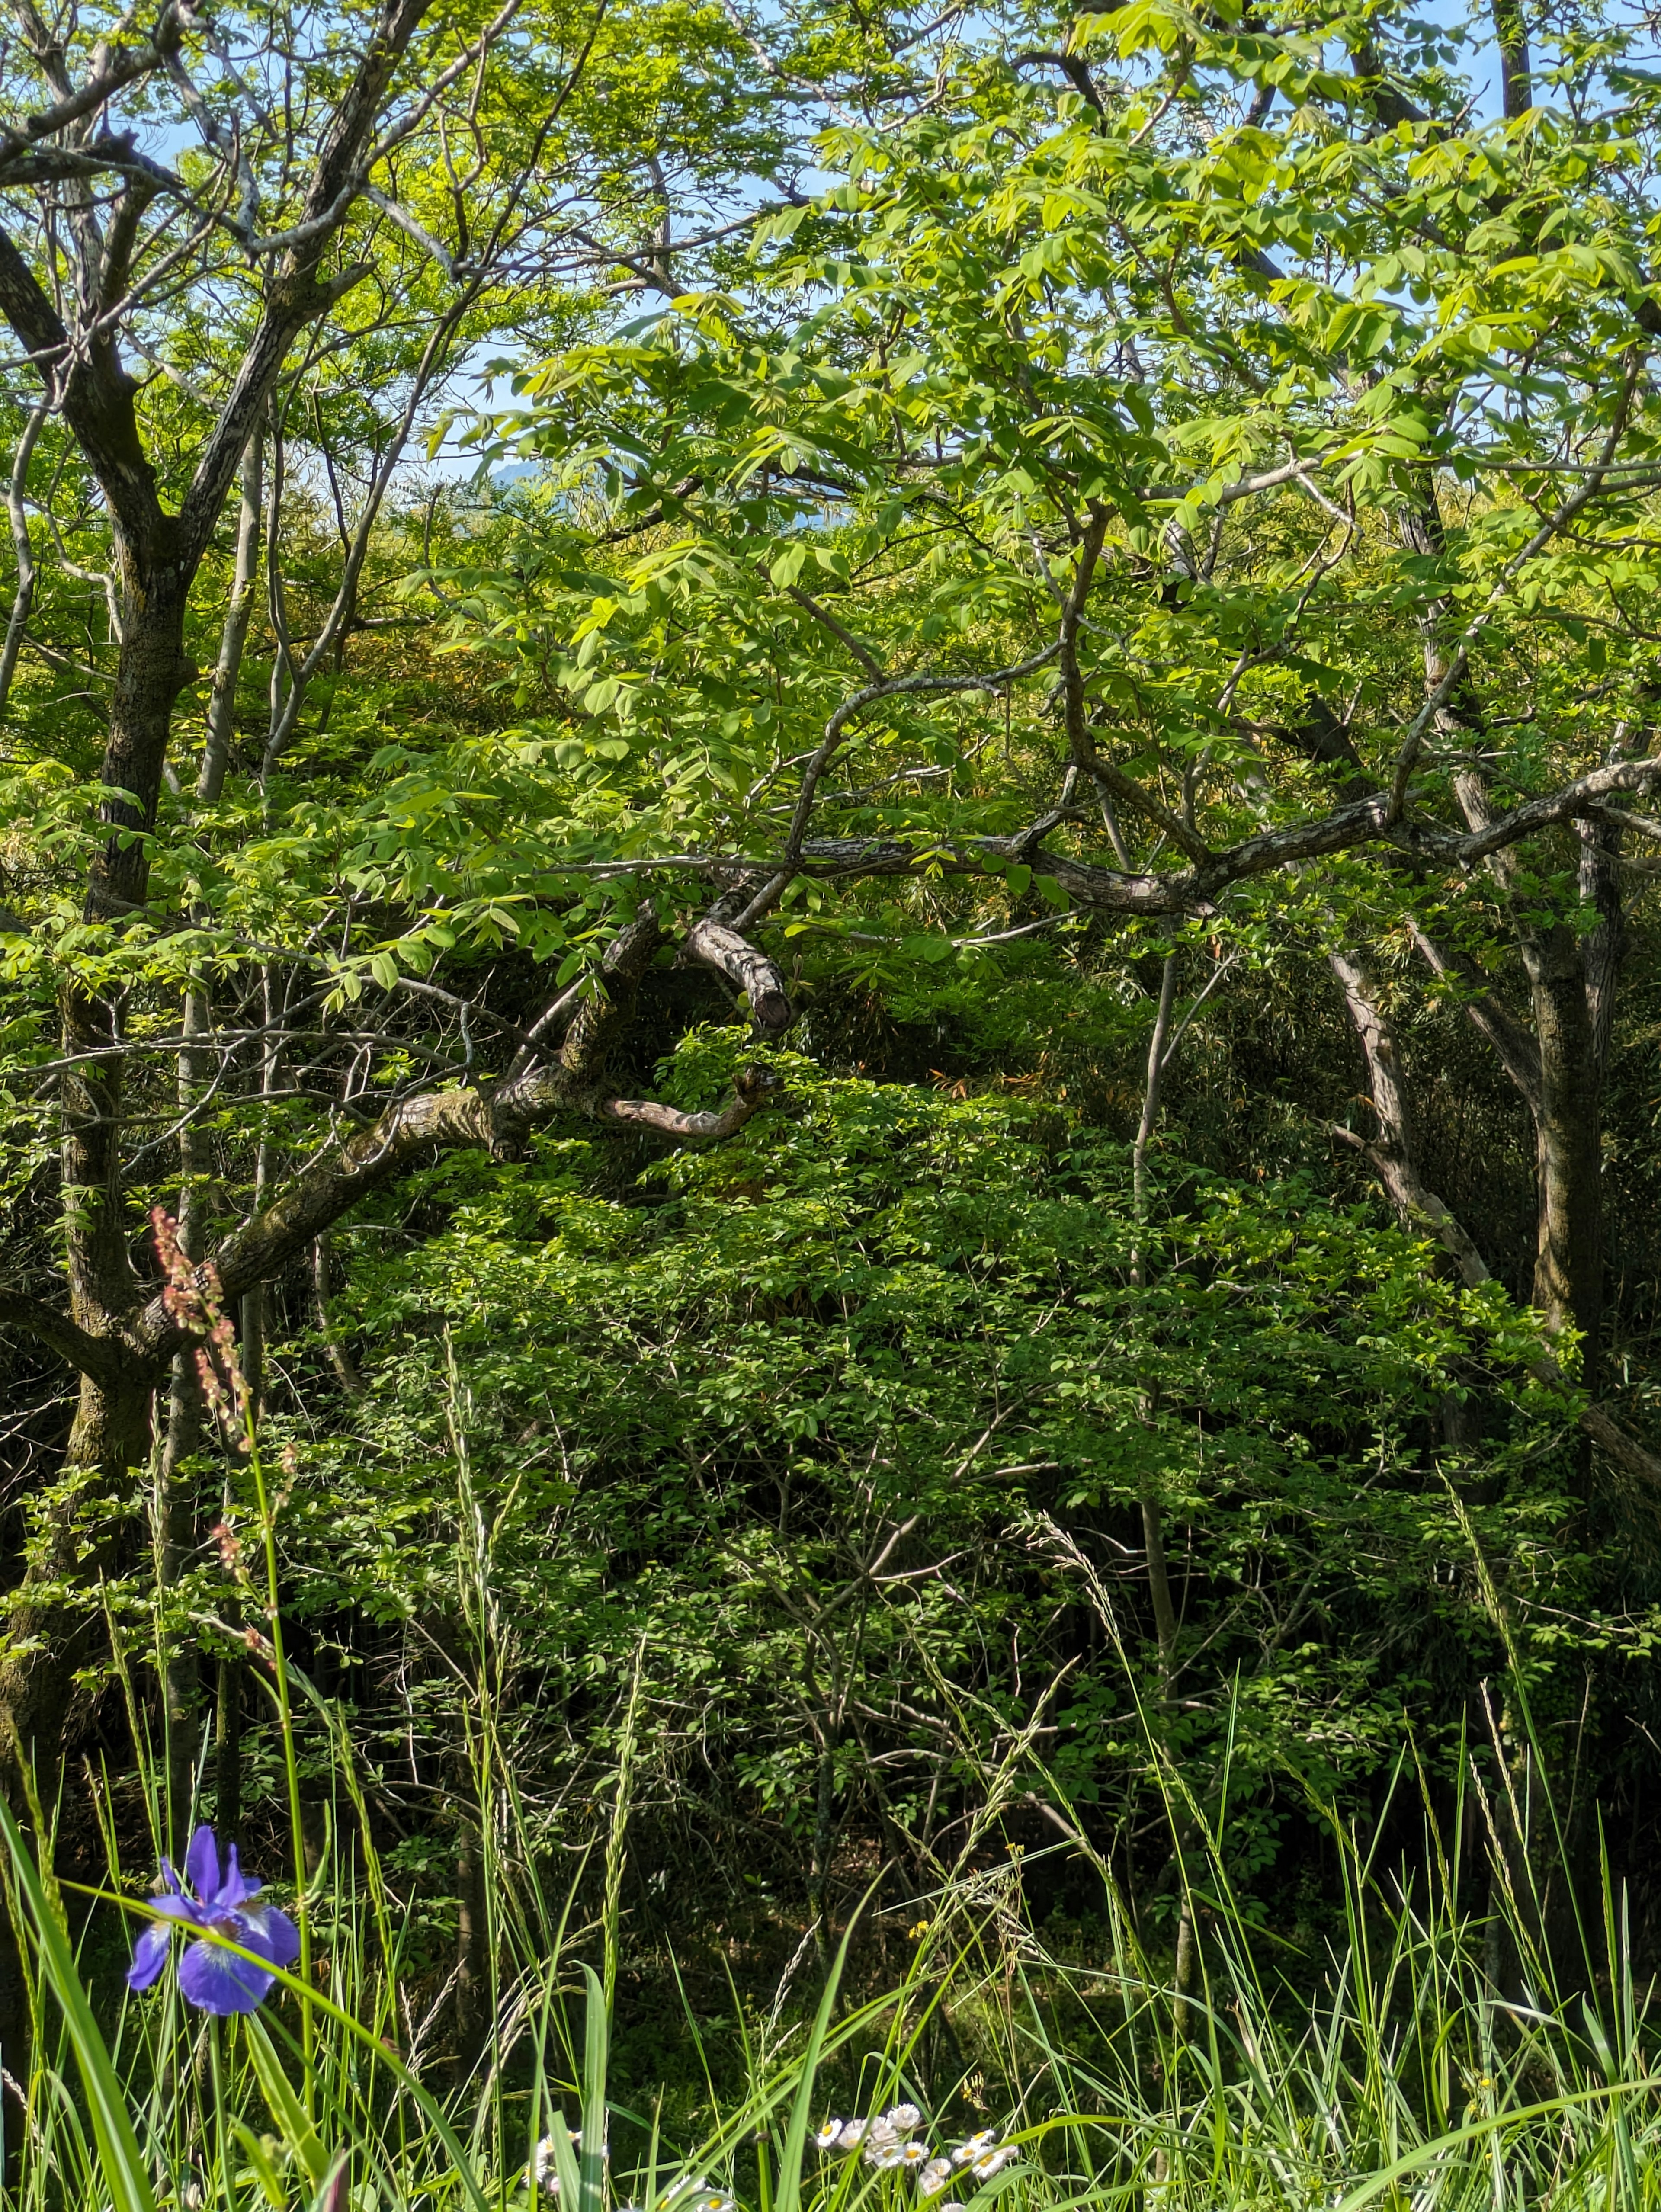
[246,1423,314,2095]
[208,2013,231,2212]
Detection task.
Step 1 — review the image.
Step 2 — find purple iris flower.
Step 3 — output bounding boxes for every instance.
[127,1824,300,2016]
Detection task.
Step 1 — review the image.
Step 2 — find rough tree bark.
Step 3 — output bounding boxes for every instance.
[1443,766,1623,1381]
[1395,479,1623,1381]
[1491,0,1532,119]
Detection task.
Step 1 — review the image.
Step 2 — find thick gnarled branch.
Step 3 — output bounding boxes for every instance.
[0,898,793,1381]
[767,749,1661,914]
[118,907,789,1364]
[603,1063,783,1138]
[684,919,793,1034]
[0,1291,133,1384]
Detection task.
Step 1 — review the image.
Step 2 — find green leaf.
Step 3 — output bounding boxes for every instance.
[546,2106,583,2207]
[0,1803,159,2212]
[769,543,808,588]
[580,1964,609,2212]
[228,2123,291,2212]
[244,2014,332,2190]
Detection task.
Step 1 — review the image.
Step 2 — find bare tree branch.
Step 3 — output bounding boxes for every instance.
[0,398,45,721]
[1331,950,1661,1488]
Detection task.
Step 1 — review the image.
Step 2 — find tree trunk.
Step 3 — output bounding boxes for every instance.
[0,401,45,725]
[0,1359,154,2192]
[453,1811,489,2086]
[12,539,194,1725]
[0,1366,157,1792]
[1401,467,1619,1381]
[58,547,192,1407]
[1526,934,1606,1375]
[2,548,191,2051]
[1328,953,1608,1993]
[1491,0,1531,117]
[313,1236,361,1394]
[199,423,262,804]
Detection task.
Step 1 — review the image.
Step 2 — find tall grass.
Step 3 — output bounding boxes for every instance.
[7,1724,1661,2212]
[3,1394,1658,2209]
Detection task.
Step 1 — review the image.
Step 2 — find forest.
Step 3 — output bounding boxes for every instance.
[2,0,1661,2200]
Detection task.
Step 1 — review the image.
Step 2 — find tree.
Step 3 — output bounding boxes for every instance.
[436,0,1661,1456]
[0,0,824,1793]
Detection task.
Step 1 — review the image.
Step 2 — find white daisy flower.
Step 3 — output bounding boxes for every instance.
[531,2139,561,2198]
[815,2120,845,2152]
[898,2142,931,2169]
[951,2131,997,2167]
[661,2179,714,2209]
[972,2149,1012,2180]
[866,2148,905,2171]
[886,2104,923,2135]
[838,2120,870,2151]
[866,2120,901,2154]
[918,2160,954,2196]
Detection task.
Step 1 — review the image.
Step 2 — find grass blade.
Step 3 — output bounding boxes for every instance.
[0,1802,158,2212]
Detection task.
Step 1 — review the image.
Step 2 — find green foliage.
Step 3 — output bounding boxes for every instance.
[244,1039,1588,1907]
[10,0,1661,2180]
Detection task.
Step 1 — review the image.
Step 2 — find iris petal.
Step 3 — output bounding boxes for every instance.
[126,1920,175,1992]
[212,1840,259,1912]
[236,1904,300,1972]
[144,1891,202,1927]
[127,1830,298,2015]
[184,1826,221,1904]
[127,1893,203,1993]
[177,1934,274,2016]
